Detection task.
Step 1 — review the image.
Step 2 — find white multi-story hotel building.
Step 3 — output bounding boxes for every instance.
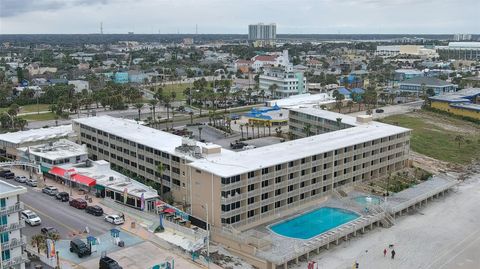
[74,110,410,231]
[0,181,28,269]
[259,65,307,98]
[248,23,276,45]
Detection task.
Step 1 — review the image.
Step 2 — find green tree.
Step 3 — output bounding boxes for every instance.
[156,163,165,198]
[134,103,144,121]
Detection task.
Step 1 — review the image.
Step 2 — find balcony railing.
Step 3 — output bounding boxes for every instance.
[0,202,24,216]
[0,220,25,233]
[1,235,27,250]
[2,254,29,267]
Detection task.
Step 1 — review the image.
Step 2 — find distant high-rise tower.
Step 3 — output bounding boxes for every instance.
[453,33,472,41]
[248,23,276,46]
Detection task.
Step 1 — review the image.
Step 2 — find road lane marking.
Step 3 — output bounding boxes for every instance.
[24,203,78,233]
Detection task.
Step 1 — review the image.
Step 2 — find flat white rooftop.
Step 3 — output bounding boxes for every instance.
[190,109,410,177]
[0,125,73,145]
[17,139,87,161]
[291,107,359,126]
[74,116,216,160]
[267,93,335,108]
[61,160,158,200]
[0,180,27,198]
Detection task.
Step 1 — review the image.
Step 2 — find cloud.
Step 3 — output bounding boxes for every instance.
[0,0,110,17]
[0,0,479,34]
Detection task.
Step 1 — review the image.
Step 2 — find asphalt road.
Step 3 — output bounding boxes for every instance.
[6,176,116,241]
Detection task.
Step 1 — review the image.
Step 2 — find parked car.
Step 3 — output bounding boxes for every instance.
[0,170,14,179]
[375,109,385,113]
[85,205,103,216]
[69,198,87,209]
[55,192,69,202]
[26,179,37,187]
[42,186,58,196]
[15,176,28,183]
[21,210,41,226]
[41,226,58,235]
[230,142,247,149]
[99,256,123,269]
[69,238,91,258]
[104,214,124,225]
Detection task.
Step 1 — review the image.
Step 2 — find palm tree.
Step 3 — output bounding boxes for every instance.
[454,135,465,148]
[189,111,194,125]
[31,234,46,255]
[14,117,27,131]
[240,124,244,139]
[198,126,203,141]
[268,84,279,99]
[134,103,144,121]
[336,117,343,126]
[148,99,158,125]
[347,100,354,113]
[156,163,164,198]
[303,123,312,137]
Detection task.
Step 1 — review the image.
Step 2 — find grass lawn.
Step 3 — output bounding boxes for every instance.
[20,112,57,121]
[380,111,480,164]
[0,104,51,114]
[149,83,193,101]
[20,104,51,113]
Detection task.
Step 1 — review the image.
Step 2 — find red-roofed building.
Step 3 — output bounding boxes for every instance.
[251,50,290,72]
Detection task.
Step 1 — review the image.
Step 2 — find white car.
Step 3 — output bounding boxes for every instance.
[104,214,124,225]
[22,210,42,226]
[15,176,27,183]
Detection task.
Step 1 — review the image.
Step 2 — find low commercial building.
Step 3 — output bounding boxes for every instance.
[429,88,480,120]
[265,93,335,109]
[17,139,88,173]
[394,69,424,81]
[0,125,74,159]
[399,77,457,95]
[0,180,28,269]
[49,160,158,211]
[437,42,480,60]
[259,66,307,98]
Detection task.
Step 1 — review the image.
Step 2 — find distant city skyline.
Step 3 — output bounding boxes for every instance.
[0,0,479,35]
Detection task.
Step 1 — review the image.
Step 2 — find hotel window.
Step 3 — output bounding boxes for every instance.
[248,171,255,178]
[261,180,269,188]
[262,168,269,175]
[275,164,282,171]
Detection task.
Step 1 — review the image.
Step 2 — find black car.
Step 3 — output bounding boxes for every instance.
[99,256,123,269]
[230,142,247,149]
[41,227,58,236]
[85,205,103,216]
[375,109,385,113]
[70,238,91,258]
[55,192,69,202]
[0,171,15,179]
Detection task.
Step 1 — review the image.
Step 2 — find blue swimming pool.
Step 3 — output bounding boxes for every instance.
[353,196,382,206]
[269,207,359,239]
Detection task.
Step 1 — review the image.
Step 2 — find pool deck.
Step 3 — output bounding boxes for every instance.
[223,174,458,268]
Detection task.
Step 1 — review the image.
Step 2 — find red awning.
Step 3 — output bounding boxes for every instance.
[49,167,66,177]
[163,208,175,214]
[71,174,96,187]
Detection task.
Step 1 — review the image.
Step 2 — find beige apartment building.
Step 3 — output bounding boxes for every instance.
[73,111,410,232]
[188,109,411,229]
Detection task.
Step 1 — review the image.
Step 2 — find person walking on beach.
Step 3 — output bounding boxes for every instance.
[391,249,396,259]
[384,248,387,257]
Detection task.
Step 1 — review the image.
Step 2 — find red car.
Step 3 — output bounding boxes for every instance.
[69,198,88,209]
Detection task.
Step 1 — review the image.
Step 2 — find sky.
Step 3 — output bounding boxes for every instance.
[0,0,479,34]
